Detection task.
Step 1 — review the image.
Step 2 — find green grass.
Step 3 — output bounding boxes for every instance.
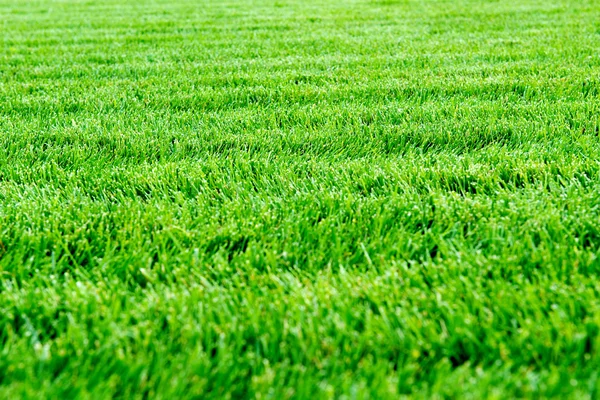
[1,0,600,397]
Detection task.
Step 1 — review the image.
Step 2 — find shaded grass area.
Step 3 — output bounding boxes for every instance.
[1,0,600,397]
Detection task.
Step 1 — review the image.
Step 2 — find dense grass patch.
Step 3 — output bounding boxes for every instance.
[1,0,600,397]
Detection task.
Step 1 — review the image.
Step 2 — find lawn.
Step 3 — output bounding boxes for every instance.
[1,0,600,398]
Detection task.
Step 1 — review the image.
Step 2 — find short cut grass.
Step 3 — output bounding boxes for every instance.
[1,0,600,398]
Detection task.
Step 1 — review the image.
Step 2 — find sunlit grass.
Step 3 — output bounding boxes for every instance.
[1,0,600,397]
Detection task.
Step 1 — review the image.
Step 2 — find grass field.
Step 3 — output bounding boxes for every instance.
[1,0,600,397]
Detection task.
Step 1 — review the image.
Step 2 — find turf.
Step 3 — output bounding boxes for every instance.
[1,0,600,398]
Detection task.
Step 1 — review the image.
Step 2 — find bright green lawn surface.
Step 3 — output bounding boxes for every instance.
[1,0,600,398]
